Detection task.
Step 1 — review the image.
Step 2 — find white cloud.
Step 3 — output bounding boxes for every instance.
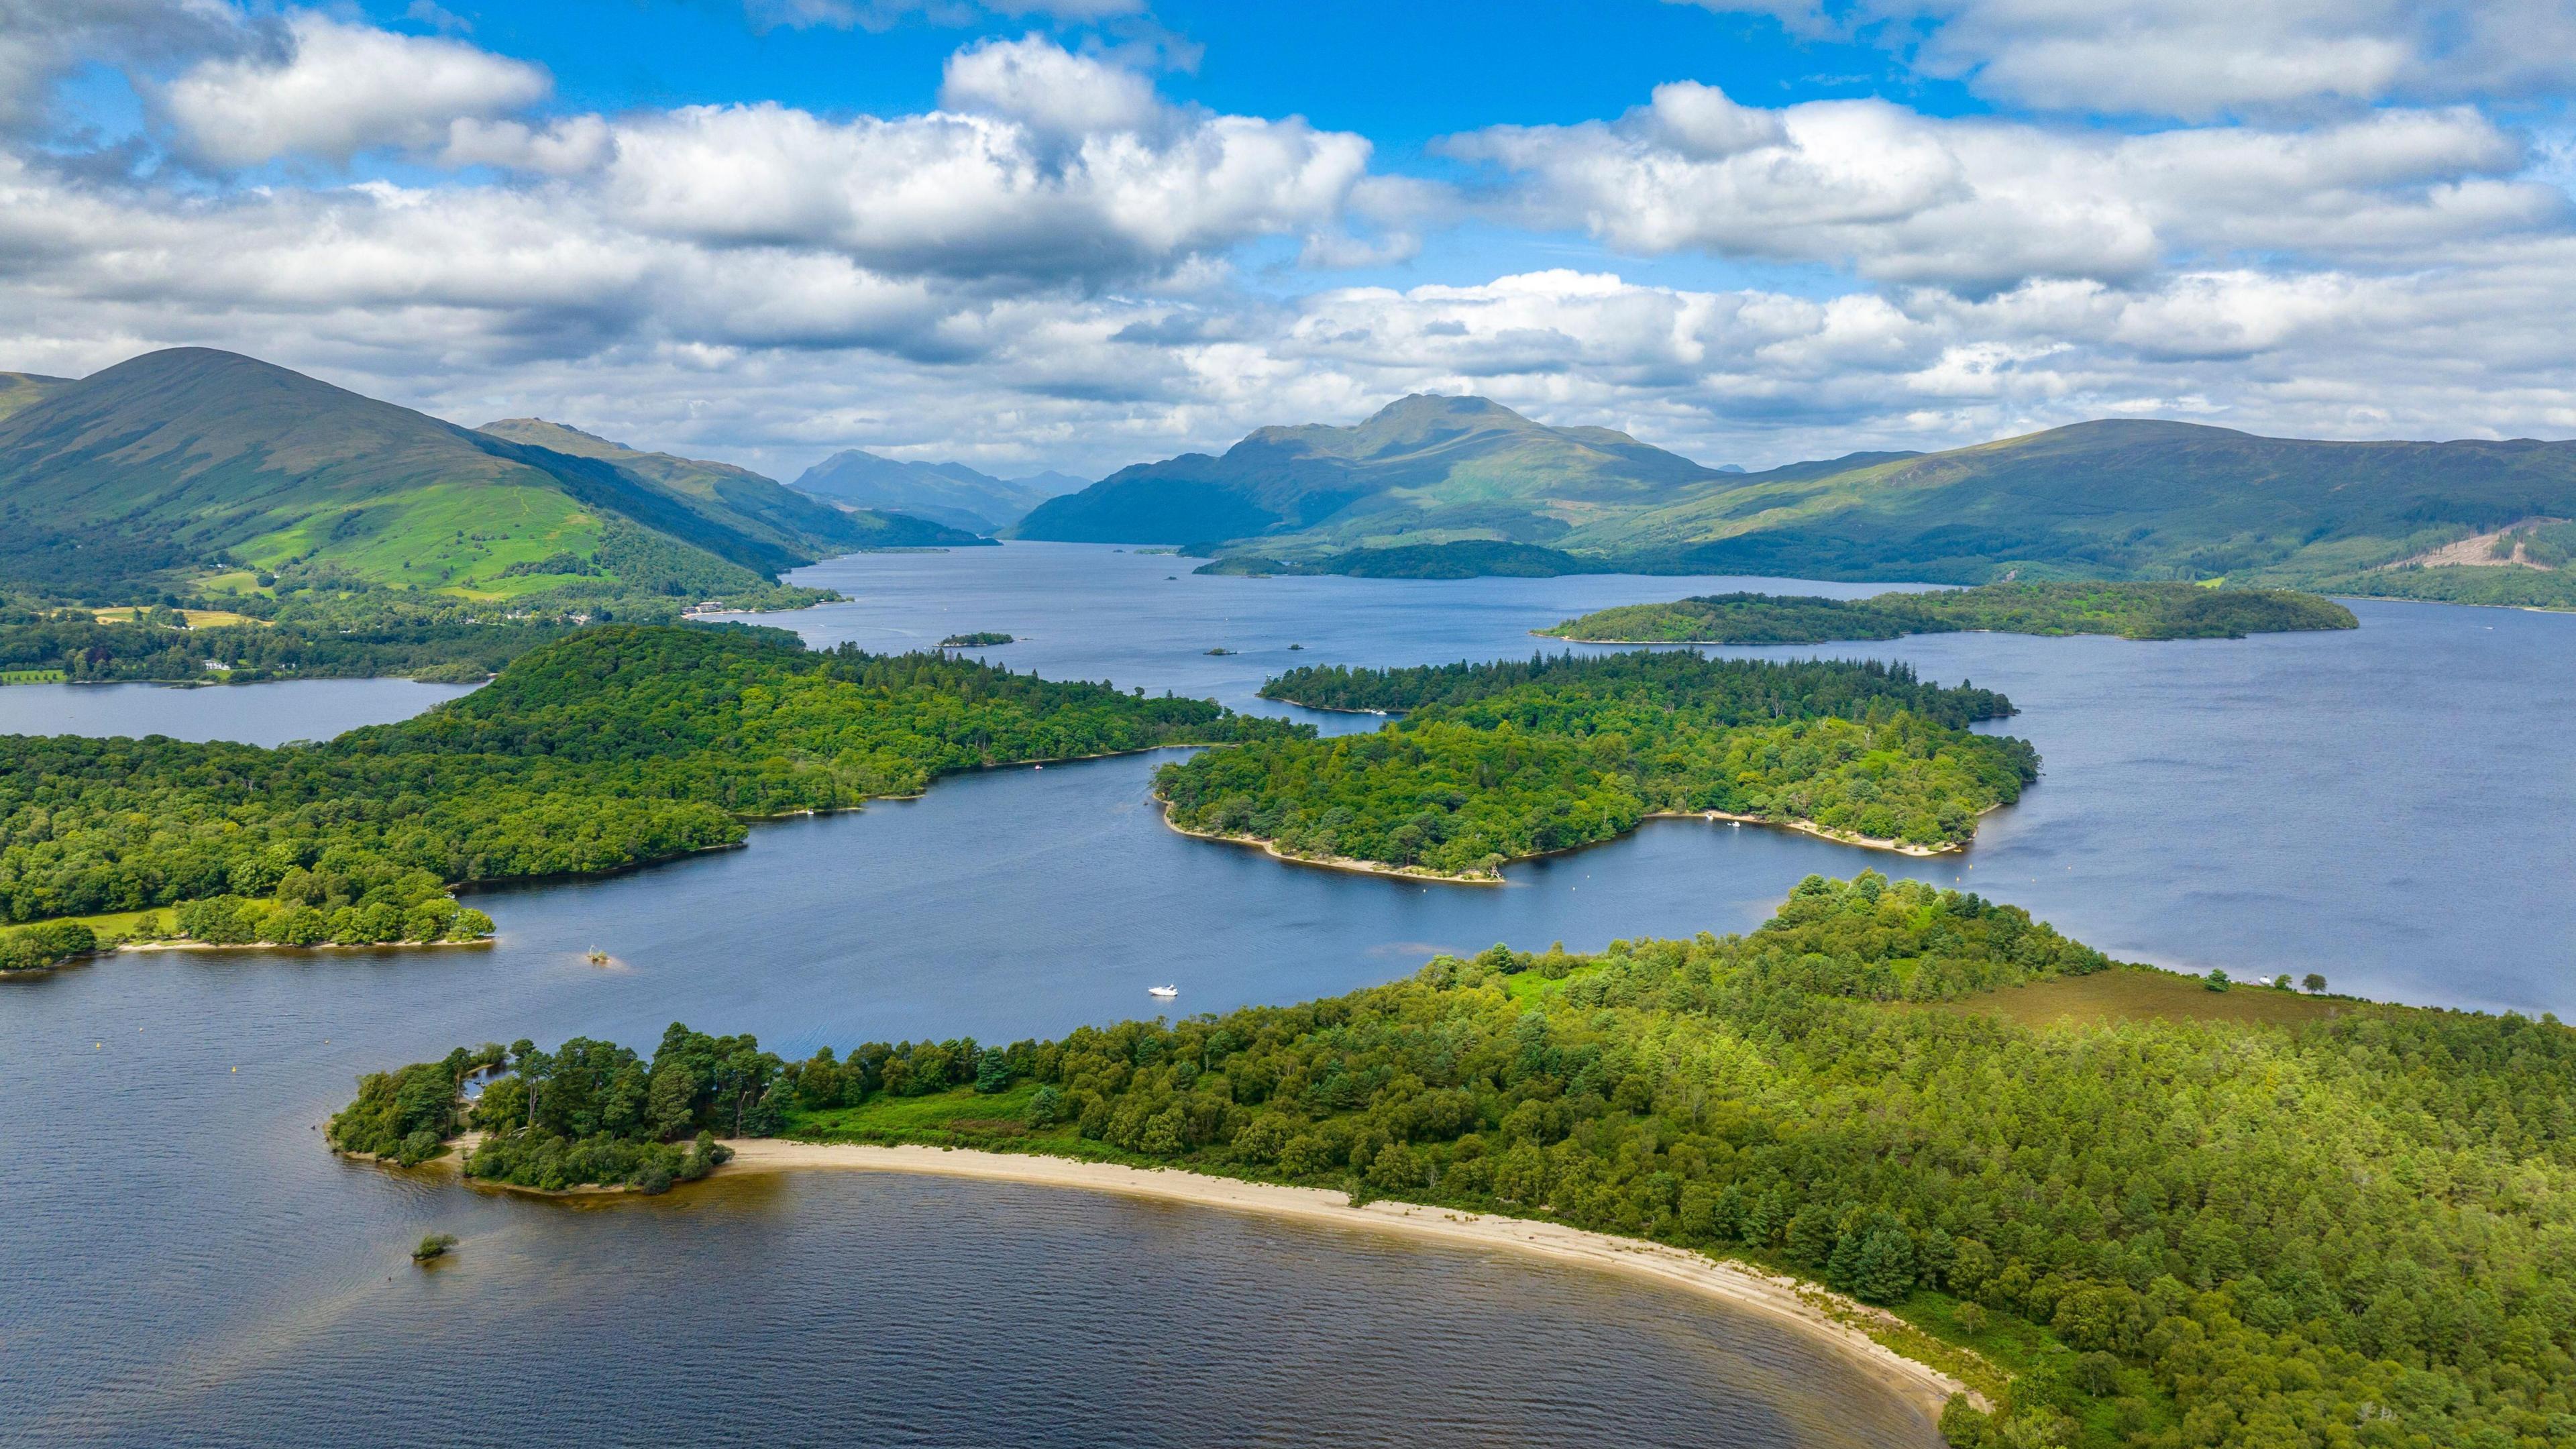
[1674,0,2576,117]
[743,0,1144,33]
[939,34,1161,137]
[160,12,550,166]
[0,0,245,135]
[440,115,614,176]
[590,82,1369,284]
[0,11,2572,486]
[1446,87,2557,291]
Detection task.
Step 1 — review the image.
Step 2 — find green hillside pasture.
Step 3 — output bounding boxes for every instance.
[235,481,604,590]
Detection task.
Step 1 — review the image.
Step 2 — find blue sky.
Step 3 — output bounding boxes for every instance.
[4,0,2573,478]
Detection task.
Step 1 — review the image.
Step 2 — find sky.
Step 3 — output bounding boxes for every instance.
[3,1,2573,480]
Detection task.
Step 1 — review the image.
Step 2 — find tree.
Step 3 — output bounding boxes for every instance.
[2303,973,2328,994]
[2203,969,2231,992]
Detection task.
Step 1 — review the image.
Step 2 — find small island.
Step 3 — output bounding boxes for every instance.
[0,626,1303,971]
[937,631,1015,648]
[332,873,2567,1449]
[1153,650,2035,876]
[1540,581,2357,645]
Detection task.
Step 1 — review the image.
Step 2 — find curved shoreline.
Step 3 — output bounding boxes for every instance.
[1643,809,1960,858]
[1154,795,1506,885]
[1152,795,1961,882]
[712,1139,1986,1421]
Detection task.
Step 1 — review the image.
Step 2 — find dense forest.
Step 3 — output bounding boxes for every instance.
[0,549,839,686]
[329,1028,749,1191]
[1542,583,2359,645]
[0,918,99,970]
[0,625,1297,930]
[348,875,2576,1448]
[1154,651,2034,872]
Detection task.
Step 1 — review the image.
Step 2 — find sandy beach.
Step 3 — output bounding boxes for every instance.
[1641,808,1958,857]
[713,1138,1985,1419]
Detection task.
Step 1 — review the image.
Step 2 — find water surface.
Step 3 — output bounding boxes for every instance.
[0,676,476,745]
[9,541,2571,1445]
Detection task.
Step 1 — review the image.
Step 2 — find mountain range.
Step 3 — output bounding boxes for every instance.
[791,450,1085,534]
[1024,394,2576,594]
[0,349,984,602]
[1016,394,1732,549]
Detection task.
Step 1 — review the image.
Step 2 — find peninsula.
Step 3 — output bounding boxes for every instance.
[1540,581,2359,645]
[0,625,1301,959]
[335,872,2576,1449]
[1155,650,2035,876]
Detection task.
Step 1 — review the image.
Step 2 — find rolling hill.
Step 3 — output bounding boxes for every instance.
[475,419,989,557]
[1126,402,2576,594]
[0,349,977,602]
[792,450,1079,534]
[0,372,67,423]
[1562,419,2576,586]
[1015,394,1733,548]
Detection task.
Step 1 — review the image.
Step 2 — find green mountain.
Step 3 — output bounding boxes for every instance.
[474,418,989,556]
[1563,419,2576,586]
[1015,394,1733,547]
[1155,407,2576,594]
[0,372,68,423]
[792,449,1074,534]
[0,348,976,602]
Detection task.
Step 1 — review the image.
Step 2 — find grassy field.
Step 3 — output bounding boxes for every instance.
[11,906,172,943]
[89,607,260,627]
[235,482,606,591]
[1935,965,2355,1029]
[1,667,67,684]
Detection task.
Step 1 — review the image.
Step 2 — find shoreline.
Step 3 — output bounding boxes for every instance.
[1153,795,1505,885]
[1152,795,1961,881]
[1642,809,1960,858]
[711,1139,1987,1419]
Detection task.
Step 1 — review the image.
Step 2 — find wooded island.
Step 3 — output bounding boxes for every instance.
[1156,651,2035,874]
[1540,582,2359,646]
[338,873,2575,1449]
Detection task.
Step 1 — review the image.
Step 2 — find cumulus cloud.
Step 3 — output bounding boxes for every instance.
[1675,0,2576,117]
[1447,85,2557,290]
[1,11,2573,484]
[160,12,550,166]
[939,34,1161,138]
[0,0,246,135]
[586,93,1366,284]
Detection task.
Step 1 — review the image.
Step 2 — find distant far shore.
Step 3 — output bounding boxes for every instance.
[710,1139,1983,1421]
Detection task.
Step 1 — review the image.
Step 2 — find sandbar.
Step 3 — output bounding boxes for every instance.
[714,1138,1986,1419]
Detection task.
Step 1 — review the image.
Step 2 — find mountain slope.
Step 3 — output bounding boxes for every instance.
[0,349,961,602]
[1564,419,2576,584]
[0,372,68,423]
[1016,394,1732,548]
[791,449,1071,533]
[476,419,989,555]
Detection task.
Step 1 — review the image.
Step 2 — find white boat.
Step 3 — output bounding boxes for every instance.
[1146,985,1179,999]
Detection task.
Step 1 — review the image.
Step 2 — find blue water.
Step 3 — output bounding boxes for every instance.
[6,541,2570,1446]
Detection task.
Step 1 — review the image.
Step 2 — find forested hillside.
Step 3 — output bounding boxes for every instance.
[350,874,2576,1448]
[1155,652,2033,873]
[0,348,965,604]
[1542,582,2357,645]
[1174,413,2576,596]
[0,625,1298,934]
